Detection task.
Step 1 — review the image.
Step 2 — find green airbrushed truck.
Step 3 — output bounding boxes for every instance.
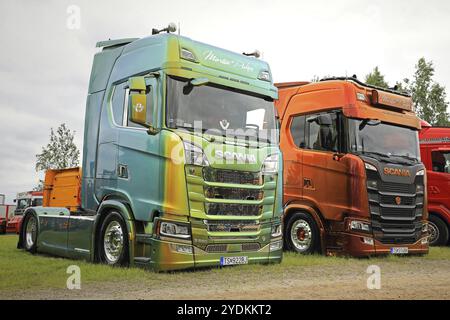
[18,24,284,271]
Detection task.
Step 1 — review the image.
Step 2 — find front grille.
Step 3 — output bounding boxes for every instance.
[379,181,415,194]
[206,220,260,232]
[205,203,262,216]
[379,195,415,206]
[204,243,261,253]
[205,244,228,253]
[205,187,263,200]
[367,169,423,244]
[242,243,261,251]
[203,168,262,185]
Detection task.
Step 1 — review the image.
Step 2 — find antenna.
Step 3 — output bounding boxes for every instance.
[178,22,180,35]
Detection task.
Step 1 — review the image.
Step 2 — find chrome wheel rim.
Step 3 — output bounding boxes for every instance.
[290,219,312,252]
[25,216,37,249]
[103,220,124,264]
[428,221,439,245]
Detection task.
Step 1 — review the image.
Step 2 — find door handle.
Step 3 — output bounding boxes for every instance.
[59,212,65,216]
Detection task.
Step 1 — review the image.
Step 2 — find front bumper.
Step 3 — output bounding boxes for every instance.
[331,231,429,257]
[144,238,283,272]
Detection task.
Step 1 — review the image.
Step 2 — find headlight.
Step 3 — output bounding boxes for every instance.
[349,220,371,232]
[365,163,378,171]
[270,240,283,251]
[367,180,378,189]
[160,221,191,239]
[183,141,209,166]
[416,169,425,176]
[416,184,424,193]
[271,224,282,238]
[262,154,279,174]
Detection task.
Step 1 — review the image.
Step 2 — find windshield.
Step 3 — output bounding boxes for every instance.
[166,76,277,144]
[348,119,420,162]
[16,198,30,210]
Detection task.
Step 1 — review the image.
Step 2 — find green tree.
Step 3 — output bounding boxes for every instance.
[365,66,389,88]
[35,123,80,172]
[406,58,449,126]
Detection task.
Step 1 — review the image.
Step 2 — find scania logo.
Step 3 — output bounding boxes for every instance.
[215,150,257,164]
[395,196,402,205]
[383,167,411,177]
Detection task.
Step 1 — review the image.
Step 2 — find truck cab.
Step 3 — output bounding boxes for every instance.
[419,121,450,245]
[7,191,43,234]
[276,78,428,256]
[18,27,283,271]
[14,191,43,216]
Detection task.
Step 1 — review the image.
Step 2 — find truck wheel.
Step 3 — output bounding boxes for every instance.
[428,215,449,246]
[22,214,38,253]
[99,212,129,266]
[284,212,320,254]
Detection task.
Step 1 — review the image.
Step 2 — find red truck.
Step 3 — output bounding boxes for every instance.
[6,191,43,234]
[419,121,450,246]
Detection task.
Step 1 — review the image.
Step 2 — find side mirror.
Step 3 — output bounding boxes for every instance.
[129,93,147,125]
[128,76,148,127]
[13,199,16,203]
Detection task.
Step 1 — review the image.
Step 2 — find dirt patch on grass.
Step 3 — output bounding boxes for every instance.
[6,258,450,300]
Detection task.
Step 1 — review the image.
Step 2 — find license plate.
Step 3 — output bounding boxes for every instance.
[220,256,248,266]
[390,247,409,254]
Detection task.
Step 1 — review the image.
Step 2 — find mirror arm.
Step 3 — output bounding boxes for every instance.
[147,126,159,135]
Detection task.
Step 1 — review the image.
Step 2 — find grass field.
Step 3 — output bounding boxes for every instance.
[1,234,450,299]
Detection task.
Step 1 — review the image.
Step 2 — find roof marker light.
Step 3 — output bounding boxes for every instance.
[258,70,271,82]
[357,92,366,102]
[180,48,197,62]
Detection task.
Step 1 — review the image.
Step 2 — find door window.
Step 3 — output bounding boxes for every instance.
[290,115,306,148]
[111,82,126,125]
[432,151,450,173]
[306,112,339,152]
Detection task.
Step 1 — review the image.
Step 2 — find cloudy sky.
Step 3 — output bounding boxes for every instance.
[0,0,449,203]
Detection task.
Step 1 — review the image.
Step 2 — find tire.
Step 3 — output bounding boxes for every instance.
[284,212,320,254]
[98,211,129,266]
[22,214,38,253]
[428,215,449,246]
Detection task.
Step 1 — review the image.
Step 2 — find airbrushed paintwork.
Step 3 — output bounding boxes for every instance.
[21,33,282,270]
[276,80,428,256]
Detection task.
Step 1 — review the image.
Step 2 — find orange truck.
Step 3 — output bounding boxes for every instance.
[275,77,429,256]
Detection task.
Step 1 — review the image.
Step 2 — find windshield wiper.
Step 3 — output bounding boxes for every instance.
[390,154,418,163]
[360,151,392,159]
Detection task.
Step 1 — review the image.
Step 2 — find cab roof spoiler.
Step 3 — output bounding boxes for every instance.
[96,38,139,49]
[320,76,411,98]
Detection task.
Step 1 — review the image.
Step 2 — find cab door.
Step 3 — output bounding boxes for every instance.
[281,114,305,203]
[116,76,163,221]
[302,111,351,221]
